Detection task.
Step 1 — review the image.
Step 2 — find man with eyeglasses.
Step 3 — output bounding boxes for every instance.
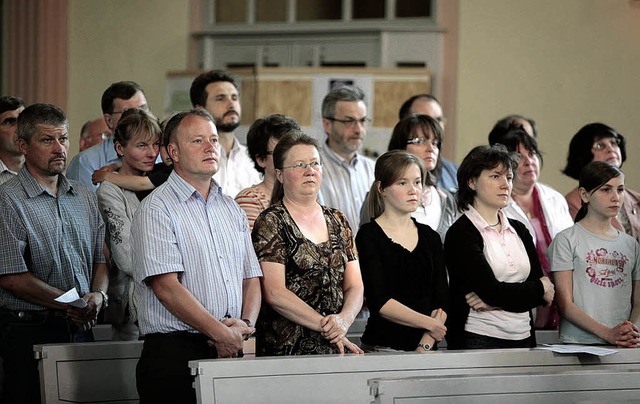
[67,81,149,190]
[399,94,458,193]
[79,117,111,152]
[0,96,25,186]
[319,85,375,231]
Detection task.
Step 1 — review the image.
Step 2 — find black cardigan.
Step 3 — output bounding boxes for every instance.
[443,214,545,349]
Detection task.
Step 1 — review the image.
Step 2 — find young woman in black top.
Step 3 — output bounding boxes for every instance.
[356,150,448,352]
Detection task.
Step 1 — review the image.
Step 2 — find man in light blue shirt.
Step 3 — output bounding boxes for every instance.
[67,81,149,189]
[132,109,261,404]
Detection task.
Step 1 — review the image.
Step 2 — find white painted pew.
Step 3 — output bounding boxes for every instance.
[189,348,640,404]
[369,368,640,403]
[34,341,143,404]
[32,327,560,403]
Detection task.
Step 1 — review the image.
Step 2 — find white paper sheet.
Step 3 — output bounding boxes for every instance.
[54,288,87,308]
[536,344,618,356]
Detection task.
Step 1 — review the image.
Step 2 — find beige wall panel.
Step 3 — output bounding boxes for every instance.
[255,80,313,126]
[373,81,431,128]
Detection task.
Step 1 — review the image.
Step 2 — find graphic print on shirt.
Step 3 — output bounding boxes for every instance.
[584,247,629,288]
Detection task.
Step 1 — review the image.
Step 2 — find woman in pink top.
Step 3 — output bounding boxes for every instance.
[235,115,300,230]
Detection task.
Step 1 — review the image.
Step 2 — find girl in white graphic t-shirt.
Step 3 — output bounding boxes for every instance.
[549,161,640,346]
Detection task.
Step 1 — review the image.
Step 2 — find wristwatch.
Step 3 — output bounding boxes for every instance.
[241,318,253,328]
[96,289,109,308]
[417,343,431,351]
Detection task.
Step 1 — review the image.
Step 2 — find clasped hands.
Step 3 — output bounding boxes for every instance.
[609,320,639,348]
[66,292,104,331]
[207,317,255,358]
[321,313,363,354]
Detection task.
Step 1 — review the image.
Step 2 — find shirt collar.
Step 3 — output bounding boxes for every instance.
[321,139,360,167]
[0,158,17,176]
[465,205,514,234]
[168,170,222,203]
[18,166,74,198]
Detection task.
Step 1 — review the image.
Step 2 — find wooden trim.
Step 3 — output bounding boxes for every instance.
[5,0,67,109]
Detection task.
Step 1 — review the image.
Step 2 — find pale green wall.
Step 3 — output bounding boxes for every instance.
[457,0,640,193]
[66,0,640,193]
[67,0,189,157]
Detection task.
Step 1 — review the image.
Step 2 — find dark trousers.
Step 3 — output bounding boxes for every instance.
[0,310,78,404]
[136,332,218,404]
[463,331,535,349]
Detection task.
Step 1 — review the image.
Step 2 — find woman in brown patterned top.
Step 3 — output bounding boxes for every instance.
[252,131,364,356]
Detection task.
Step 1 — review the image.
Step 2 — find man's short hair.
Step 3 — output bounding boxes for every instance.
[17,103,67,143]
[189,70,237,108]
[101,81,145,114]
[163,108,216,148]
[321,86,365,119]
[398,94,440,120]
[0,96,25,115]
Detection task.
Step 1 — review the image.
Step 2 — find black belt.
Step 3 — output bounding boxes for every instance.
[0,308,67,322]
[145,331,243,357]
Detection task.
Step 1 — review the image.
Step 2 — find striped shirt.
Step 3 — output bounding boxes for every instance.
[0,158,17,186]
[132,171,262,335]
[0,167,106,311]
[318,140,375,230]
[235,184,270,231]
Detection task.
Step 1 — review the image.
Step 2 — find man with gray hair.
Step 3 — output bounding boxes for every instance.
[0,103,108,404]
[319,85,375,230]
[0,96,25,185]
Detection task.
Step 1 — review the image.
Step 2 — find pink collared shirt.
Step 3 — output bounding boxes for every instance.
[464,206,532,340]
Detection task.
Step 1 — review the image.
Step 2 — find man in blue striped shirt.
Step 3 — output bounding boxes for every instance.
[318,86,375,230]
[132,108,262,404]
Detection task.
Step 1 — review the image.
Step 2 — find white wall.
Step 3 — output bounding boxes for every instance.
[67,0,189,156]
[456,0,640,193]
[66,0,640,193]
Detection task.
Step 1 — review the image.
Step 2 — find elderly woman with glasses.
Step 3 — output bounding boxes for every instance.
[563,123,640,242]
[251,131,364,356]
[360,115,457,240]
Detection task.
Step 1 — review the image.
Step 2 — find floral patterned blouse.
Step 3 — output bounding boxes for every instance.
[252,201,358,356]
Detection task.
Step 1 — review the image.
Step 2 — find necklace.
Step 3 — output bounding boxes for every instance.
[488,216,501,227]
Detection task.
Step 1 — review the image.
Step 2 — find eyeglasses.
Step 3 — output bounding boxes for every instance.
[325,117,371,128]
[280,161,323,171]
[0,117,17,127]
[111,104,150,115]
[592,138,620,151]
[265,150,274,155]
[406,137,439,149]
